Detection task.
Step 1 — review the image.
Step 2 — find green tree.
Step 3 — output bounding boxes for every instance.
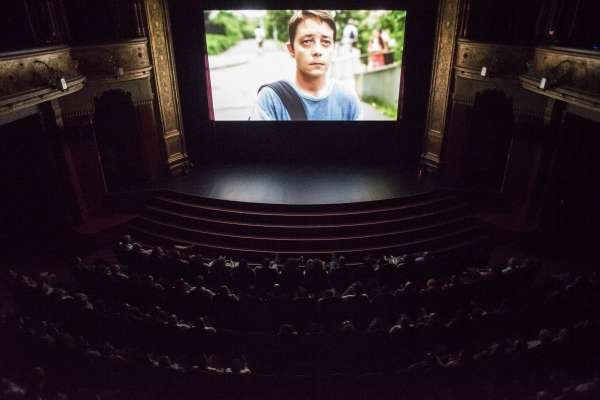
[265,10,293,43]
[212,11,244,40]
[204,11,255,55]
[378,11,407,65]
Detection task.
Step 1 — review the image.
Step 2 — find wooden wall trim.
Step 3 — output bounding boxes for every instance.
[422,0,462,169]
[144,0,188,174]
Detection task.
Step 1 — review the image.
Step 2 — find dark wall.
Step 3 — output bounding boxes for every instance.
[0,1,70,52]
[0,0,147,52]
[168,0,439,164]
[460,0,543,44]
[63,0,146,44]
[460,0,600,49]
[541,113,600,237]
[0,113,68,243]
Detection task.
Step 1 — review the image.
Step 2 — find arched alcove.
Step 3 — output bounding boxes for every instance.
[94,89,142,191]
[464,89,514,192]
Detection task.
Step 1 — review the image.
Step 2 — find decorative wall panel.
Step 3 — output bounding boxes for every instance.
[520,47,600,113]
[144,0,187,173]
[71,38,152,82]
[58,78,154,119]
[0,46,85,116]
[455,40,531,80]
[60,40,155,119]
[452,76,547,119]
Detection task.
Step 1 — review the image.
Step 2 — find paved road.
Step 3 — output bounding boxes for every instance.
[208,39,392,121]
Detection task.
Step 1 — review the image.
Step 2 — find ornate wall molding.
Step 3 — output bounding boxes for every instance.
[144,0,188,173]
[58,78,155,120]
[0,46,85,116]
[520,46,600,113]
[60,40,155,120]
[422,0,462,169]
[451,42,600,122]
[455,39,532,81]
[71,38,152,82]
[452,76,547,120]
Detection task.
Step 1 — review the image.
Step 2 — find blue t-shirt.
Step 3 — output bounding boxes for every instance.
[250,79,362,121]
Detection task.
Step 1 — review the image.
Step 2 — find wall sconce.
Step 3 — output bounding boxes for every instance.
[480,66,488,78]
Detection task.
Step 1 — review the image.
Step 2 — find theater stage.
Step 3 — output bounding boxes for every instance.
[133,163,440,205]
[118,162,485,259]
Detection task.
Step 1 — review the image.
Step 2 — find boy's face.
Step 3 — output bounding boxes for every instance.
[287,17,335,79]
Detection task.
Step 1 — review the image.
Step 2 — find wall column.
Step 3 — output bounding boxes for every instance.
[144,0,188,174]
[422,0,463,169]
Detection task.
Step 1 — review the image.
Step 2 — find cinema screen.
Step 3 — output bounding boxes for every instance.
[204,9,407,121]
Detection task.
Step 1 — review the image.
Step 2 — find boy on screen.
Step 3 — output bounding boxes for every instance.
[250,10,362,121]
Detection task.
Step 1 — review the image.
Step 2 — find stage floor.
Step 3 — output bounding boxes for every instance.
[134,163,440,205]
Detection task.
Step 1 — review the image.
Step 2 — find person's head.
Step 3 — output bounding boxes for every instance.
[26,366,46,391]
[307,322,324,335]
[313,258,324,271]
[339,320,356,334]
[158,355,172,367]
[287,10,336,79]
[211,256,227,270]
[538,328,553,344]
[367,317,385,333]
[217,285,230,296]
[277,323,298,337]
[372,29,385,49]
[284,257,299,272]
[119,234,132,244]
[231,357,246,374]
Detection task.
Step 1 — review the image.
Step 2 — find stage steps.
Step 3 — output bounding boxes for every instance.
[128,190,489,260]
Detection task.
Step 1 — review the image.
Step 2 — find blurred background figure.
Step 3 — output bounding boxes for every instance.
[334,19,363,91]
[254,25,265,54]
[341,19,358,49]
[368,29,389,69]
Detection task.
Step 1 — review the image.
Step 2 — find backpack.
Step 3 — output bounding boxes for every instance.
[257,80,307,120]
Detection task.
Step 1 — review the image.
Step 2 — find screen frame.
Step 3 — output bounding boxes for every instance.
[168,0,439,163]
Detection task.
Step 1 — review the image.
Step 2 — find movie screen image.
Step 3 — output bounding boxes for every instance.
[204,10,407,121]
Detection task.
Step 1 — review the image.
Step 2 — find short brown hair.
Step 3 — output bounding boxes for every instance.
[288,10,336,48]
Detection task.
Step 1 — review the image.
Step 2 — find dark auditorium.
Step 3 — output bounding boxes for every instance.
[2,1,600,399]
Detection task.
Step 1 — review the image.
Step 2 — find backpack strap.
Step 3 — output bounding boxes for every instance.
[258,80,307,120]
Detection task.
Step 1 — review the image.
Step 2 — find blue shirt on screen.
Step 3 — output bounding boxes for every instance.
[250,79,362,121]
